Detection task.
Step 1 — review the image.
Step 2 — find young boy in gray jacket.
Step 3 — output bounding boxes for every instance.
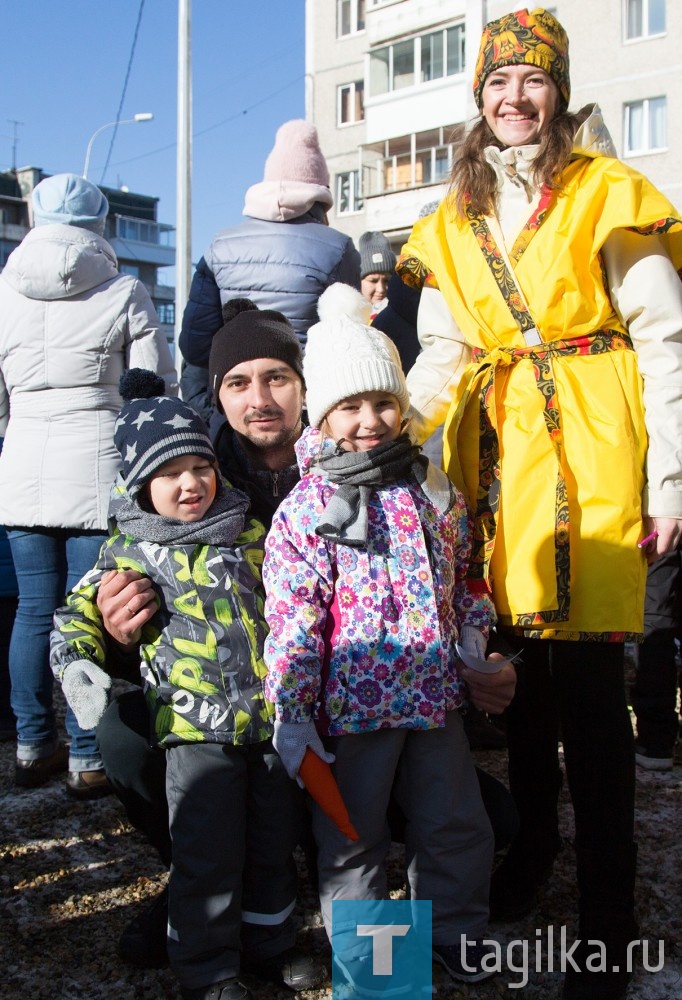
[50,369,323,1000]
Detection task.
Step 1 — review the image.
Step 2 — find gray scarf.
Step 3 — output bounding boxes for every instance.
[114,481,251,546]
[311,434,455,547]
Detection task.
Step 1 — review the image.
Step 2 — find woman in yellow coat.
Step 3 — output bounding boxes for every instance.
[398,9,682,1000]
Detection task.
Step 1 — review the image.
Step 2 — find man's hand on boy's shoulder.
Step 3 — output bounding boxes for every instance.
[98,569,157,650]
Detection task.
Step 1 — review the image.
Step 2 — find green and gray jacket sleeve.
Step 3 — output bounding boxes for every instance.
[50,530,151,682]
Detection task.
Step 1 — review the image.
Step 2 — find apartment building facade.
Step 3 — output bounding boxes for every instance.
[306,0,681,250]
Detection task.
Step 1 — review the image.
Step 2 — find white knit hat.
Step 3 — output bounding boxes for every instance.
[304,284,410,428]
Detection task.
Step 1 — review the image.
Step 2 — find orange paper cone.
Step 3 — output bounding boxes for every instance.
[299,748,359,841]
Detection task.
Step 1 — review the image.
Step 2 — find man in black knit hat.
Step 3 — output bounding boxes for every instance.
[206,299,305,527]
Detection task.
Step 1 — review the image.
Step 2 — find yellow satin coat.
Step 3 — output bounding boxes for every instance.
[401,156,682,639]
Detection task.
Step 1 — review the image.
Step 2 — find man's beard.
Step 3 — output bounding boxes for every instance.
[242,411,301,453]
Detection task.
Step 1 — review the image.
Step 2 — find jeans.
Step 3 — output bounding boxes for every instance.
[7,526,108,771]
[0,596,18,734]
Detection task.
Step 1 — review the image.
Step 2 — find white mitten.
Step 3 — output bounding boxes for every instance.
[62,660,112,731]
[459,626,487,660]
[273,719,335,785]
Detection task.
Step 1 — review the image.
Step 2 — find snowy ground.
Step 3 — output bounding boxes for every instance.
[1,688,679,1000]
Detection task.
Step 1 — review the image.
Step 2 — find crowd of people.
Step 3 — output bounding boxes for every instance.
[1,9,681,1000]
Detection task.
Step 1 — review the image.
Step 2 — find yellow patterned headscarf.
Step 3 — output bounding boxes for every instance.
[473,8,570,110]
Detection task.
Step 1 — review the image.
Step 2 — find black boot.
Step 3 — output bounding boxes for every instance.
[563,843,639,1000]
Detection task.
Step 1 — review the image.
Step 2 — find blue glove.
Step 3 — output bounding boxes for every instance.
[273,719,335,786]
[62,660,112,731]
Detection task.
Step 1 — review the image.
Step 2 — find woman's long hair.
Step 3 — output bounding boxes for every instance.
[448,105,593,219]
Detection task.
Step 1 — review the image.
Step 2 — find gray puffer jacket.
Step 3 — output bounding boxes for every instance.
[0,224,177,530]
[180,202,360,364]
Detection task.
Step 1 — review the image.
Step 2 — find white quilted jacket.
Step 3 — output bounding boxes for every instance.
[0,224,177,530]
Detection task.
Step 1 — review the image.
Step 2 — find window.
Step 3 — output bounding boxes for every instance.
[422,25,465,81]
[114,216,174,248]
[0,239,19,268]
[370,23,465,96]
[155,302,175,326]
[625,0,665,39]
[338,81,365,125]
[119,263,141,278]
[337,0,365,37]
[336,171,363,214]
[446,25,465,75]
[364,124,463,197]
[624,96,667,153]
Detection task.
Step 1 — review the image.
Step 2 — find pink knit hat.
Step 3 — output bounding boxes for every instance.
[263,120,330,187]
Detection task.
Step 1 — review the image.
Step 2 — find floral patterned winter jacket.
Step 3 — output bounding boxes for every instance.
[263,427,494,736]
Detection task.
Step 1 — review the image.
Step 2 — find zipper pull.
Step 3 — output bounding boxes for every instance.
[272,471,279,497]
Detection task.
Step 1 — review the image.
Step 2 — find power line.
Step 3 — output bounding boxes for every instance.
[99,0,147,184]
[109,73,304,169]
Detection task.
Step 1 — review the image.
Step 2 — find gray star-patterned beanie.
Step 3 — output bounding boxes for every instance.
[114,369,216,496]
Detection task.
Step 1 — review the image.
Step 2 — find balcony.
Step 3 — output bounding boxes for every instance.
[106,214,175,268]
[361,125,462,195]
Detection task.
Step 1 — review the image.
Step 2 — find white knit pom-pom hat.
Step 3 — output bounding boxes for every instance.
[304,283,410,427]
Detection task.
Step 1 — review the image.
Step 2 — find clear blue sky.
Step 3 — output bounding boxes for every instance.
[0,0,305,275]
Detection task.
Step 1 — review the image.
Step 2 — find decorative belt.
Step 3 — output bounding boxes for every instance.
[463,329,634,626]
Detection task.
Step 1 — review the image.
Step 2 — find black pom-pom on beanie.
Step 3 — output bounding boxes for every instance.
[119,368,166,401]
[221,298,259,323]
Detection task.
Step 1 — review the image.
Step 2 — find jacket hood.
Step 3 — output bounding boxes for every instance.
[483,103,618,197]
[485,103,617,175]
[294,424,336,476]
[572,103,617,159]
[2,223,119,300]
[243,179,333,222]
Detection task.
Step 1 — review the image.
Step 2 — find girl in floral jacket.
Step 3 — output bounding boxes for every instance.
[263,284,503,988]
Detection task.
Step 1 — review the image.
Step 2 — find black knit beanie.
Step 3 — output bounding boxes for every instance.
[208,299,304,413]
[114,369,216,496]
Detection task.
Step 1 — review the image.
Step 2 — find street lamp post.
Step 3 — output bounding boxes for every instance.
[82,113,154,180]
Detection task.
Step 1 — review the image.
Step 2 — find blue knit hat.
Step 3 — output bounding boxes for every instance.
[114,369,216,497]
[32,173,109,236]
